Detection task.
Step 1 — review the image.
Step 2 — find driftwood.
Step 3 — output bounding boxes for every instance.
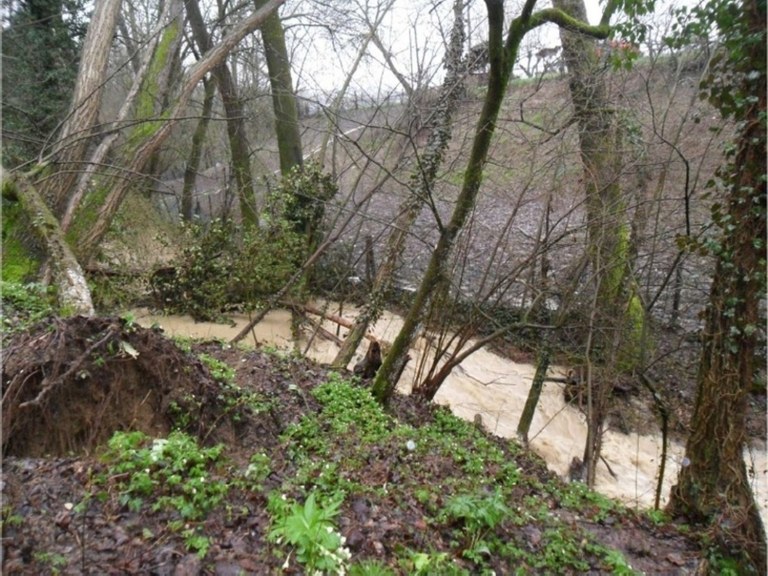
[293,303,380,344]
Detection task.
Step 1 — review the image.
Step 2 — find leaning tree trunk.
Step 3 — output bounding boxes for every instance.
[371,0,611,405]
[2,170,94,316]
[332,0,466,371]
[186,0,259,227]
[40,0,123,216]
[60,2,182,233]
[74,0,285,264]
[668,0,766,567]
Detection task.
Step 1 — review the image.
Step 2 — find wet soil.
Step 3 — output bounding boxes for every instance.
[1,316,708,574]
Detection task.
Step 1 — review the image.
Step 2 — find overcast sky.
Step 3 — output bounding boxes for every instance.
[290,0,614,100]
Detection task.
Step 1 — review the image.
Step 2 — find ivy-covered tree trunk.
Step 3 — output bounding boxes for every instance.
[186,0,258,227]
[668,0,766,568]
[332,0,466,371]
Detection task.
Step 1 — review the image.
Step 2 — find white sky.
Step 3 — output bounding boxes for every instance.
[287,0,688,102]
[290,0,608,99]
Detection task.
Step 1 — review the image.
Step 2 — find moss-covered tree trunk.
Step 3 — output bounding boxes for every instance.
[2,170,94,316]
[668,0,766,568]
[553,0,644,368]
[186,0,258,227]
[553,0,646,486]
[256,0,304,178]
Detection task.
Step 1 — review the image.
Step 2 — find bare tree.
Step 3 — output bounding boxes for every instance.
[186,0,259,226]
[371,0,611,405]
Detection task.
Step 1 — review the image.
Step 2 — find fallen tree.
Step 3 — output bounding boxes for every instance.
[1,168,94,316]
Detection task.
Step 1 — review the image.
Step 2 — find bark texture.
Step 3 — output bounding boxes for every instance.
[186,0,258,226]
[41,0,123,216]
[668,0,767,567]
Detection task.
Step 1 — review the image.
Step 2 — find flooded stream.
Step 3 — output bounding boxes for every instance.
[133,304,767,523]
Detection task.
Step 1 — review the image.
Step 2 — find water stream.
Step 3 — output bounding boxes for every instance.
[133,304,767,523]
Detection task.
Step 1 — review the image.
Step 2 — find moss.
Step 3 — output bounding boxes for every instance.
[128,24,179,148]
[66,181,111,255]
[618,289,649,371]
[1,199,40,282]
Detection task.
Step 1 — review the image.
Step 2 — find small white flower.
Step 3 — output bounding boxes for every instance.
[406,440,416,451]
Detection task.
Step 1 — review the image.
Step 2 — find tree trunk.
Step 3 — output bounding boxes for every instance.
[256,0,304,177]
[332,0,466,371]
[516,346,550,444]
[668,0,766,566]
[371,0,610,405]
[2,170,94,316]
[186,0,258,227]
[553,0,645,372]
[40,0,123,216]
[74,0,285,263]
[181,76,216,222]
[60,2,181,234]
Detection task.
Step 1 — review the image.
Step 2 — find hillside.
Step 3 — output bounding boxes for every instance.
[2,315,707,574]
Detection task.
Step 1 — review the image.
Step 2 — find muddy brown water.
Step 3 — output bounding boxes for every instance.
[133,304,767,523]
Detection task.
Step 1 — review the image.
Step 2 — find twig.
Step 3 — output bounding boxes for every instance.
[19,323,120,409]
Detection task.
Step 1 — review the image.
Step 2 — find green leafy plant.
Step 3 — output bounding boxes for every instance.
[241,452,272,491]
[100,430,227,521]
[440,489,512,563]
[182,526,211,559]
[601,548,638,575]
[32,551,68,574]
[268,490,351,574]
[0,281,54,334]
[401,550,466,575]
[349,560,396,575]
[536,527,590,572]
[198,353,236,384]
